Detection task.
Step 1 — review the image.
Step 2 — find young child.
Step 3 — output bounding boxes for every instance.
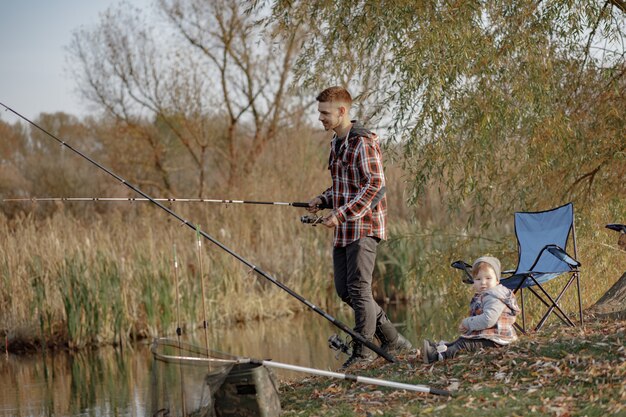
[422,256,520,363]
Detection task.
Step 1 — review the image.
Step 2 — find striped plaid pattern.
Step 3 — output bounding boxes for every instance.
[318,127,387,248]
[465,290,520,344]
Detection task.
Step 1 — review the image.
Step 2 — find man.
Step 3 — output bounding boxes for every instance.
[308,86,412,369]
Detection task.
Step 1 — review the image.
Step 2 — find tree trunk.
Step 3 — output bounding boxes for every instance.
[227,123,238,189]
[588,271,626,320]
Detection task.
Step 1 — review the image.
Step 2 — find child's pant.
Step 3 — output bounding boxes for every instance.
[442,337,499,359]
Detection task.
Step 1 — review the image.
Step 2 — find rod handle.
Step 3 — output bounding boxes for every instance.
[430,387,452,396]
[292,202,332,209]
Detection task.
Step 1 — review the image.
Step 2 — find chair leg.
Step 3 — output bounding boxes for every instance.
[513,286,526,334]
[575,271,583,326]
[520,288,526,333]
[528,287,571,325]
[532,275,577,331]
[510,273,580,332]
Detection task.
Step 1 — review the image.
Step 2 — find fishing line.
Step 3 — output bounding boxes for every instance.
[173,245,183,342]
[0,102,395,363]
[195,226,211,364]
[171,244,187,417]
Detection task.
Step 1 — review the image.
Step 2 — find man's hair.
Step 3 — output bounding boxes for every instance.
[316,86,352,106]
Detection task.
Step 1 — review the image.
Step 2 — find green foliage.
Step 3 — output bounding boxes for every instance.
[136,256,170,337]
[269,0,626,224]
[28,257,55,344]
[58,254,91,347]
[95,252,127,344]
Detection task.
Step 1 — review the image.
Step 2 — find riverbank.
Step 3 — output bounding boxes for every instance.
[280,316,626,416]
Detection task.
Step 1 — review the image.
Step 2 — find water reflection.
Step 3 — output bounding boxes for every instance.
[0,302,462,417]
[1,346,149,416]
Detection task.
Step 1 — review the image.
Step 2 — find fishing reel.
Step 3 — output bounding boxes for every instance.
[300,214,324,226]
[328,333,351,358]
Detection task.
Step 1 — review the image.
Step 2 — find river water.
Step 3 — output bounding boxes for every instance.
[0,303,460,417]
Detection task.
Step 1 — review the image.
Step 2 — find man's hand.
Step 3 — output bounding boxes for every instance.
[322,212,339,228]
[307,197,323,213]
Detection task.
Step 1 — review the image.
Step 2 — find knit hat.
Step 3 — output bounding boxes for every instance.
[472,256,501,280]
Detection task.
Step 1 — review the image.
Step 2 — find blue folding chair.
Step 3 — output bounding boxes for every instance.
[452,203,582,332]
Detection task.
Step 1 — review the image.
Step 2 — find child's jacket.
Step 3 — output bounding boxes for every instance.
[461,284,520,345]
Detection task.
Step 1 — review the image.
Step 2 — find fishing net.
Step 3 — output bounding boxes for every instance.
[149,338,282,417]
[150,338,236,417]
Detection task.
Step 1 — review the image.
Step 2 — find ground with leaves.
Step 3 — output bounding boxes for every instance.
[280,316,625,416]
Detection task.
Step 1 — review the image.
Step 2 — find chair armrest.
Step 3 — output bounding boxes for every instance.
[526,244,581,272]
[502,269,515,275]
[546,244,581,268]
[451,260,473,284]
[606,223,626,233]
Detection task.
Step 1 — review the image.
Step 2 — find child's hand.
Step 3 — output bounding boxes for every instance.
[458,323,469,333]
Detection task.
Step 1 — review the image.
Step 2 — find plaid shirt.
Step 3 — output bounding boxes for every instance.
[318,122,387,248]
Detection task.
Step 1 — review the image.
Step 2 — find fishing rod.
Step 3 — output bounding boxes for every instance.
[3,196,331,209]
[0,101,395,364]
[151,338,451,396]
[3,197,327,226]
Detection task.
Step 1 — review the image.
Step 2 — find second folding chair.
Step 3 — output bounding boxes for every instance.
[452,202,582,332]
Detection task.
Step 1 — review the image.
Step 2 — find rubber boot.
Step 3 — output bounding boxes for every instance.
[375,322,413,353]
[340,339,374,370]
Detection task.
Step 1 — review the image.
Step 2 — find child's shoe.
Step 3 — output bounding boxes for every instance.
[422,339,447,363]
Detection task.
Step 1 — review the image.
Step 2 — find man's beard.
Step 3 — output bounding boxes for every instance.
[322,118,340,131]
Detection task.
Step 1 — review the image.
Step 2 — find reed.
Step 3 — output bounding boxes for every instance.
[0,206,330,348]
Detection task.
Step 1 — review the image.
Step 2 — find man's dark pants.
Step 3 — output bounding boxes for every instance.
[333,236,392,342]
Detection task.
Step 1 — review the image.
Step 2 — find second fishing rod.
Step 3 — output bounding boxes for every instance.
[0,101,396,364]
[3,197,329,225]
[3,196,331,208]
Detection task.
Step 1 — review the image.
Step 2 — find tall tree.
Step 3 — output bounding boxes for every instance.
[268,0,626,223]
[69,0,306,195]
[0,120,30,212]
[27,113,107,203]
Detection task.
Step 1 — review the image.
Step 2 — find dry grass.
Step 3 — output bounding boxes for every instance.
[0,207,331,348]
